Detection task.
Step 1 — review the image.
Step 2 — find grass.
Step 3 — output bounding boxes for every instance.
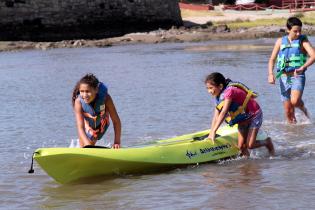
[224,11,315,29]
[222,18,287,29]
[300,11,315,25]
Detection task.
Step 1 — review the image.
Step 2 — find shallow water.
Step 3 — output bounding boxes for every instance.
[1,38,315,209]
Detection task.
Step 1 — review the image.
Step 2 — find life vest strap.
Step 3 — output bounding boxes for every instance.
[229,90,253,119]
[276,70,283,79]
[216,101,224,111]
[280,43,300,50]
[276,54,307,78]
[216,88,254,125]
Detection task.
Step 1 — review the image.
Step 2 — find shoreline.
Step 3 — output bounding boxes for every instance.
[0,25,290,52]
[1,10,315,52]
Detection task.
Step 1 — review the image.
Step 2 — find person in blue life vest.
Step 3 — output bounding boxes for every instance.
[205,72,275,157]
[268,17,315,124]
[72,73,121,148]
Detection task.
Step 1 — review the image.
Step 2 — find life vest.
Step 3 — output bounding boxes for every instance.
[216,81,258,126]
[79,82,110,141]
[276,35,307,78]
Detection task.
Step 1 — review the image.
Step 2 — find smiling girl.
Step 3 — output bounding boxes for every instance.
[72,73,121,148]
[205,72,274,157]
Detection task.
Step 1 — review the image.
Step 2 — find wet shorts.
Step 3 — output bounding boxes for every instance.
[238,110,263,132]
[279,73,305,101]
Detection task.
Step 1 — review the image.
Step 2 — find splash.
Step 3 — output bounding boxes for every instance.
[295,111,313,125]
[69,139,80,148]
[68,139,112,148]
[264,112,313,126]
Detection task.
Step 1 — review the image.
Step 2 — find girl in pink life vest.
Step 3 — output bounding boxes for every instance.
[205,72,275,157]
[72,73,121,148]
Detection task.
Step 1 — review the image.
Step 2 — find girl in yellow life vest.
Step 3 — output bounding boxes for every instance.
[205,72,275,157]
[268,17,315,123]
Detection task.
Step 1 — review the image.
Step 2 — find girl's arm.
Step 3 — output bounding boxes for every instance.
[74,98,94,147]
[268,38,281,84]
[210,108,219,132]
[295,40,315,73]
[208,108,219,142]
[209,99,232,141]
[105,94,121,149]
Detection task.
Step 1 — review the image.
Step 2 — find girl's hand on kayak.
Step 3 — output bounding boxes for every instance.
[113,143,120,149]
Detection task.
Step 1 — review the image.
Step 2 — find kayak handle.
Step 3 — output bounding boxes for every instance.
[83,145,111,149]
[193,133,220,141]
[28,151,39,174]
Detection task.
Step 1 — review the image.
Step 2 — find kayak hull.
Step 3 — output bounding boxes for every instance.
[33,126,265,184]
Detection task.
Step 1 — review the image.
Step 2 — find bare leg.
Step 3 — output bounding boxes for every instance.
[238,128,250,157]
[247,128,275,156]
[299,102,309,118]
[79,137,96,147]
[283,101,296,124]
[264,137,275,156]
[291,90,309,119]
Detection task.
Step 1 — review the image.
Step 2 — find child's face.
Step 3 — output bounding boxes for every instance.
[288,25,302,40]
[206,82,223,97]
[79,83,98,104]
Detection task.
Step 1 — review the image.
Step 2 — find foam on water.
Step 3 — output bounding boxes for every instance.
[69,139,80,148]
[69,139,112,148]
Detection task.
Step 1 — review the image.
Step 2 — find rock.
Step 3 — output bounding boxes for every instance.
[183,20,200,28]
[94,41,112,47]
[206,21,213,27]
[1,23,315,52]
[215,24,230,33]
[73,40,80,46]
[200,24,208,29]
[120,37,133,42]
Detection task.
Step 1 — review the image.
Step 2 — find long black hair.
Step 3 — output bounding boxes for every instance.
[72,73,99,107]
[204,72,231,88]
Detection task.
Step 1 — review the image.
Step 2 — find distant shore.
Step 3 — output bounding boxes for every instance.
[1,10,315,52]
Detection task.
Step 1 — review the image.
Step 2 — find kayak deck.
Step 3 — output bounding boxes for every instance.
[33,126,264,184]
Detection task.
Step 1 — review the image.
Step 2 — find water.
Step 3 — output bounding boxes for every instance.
[1,38,315,209]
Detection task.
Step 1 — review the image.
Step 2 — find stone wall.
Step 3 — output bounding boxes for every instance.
[0,0,182,41]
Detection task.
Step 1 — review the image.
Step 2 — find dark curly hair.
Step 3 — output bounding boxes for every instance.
[72,73,99,106]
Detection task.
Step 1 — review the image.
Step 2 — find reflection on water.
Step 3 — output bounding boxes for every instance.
[0,38,315,209]
[202,161,264,208]
[40,179,125,208]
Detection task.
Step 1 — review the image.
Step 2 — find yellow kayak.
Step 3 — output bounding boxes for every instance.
[31,125,266,184]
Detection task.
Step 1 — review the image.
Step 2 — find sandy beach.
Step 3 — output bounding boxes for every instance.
[1,9,315,52]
